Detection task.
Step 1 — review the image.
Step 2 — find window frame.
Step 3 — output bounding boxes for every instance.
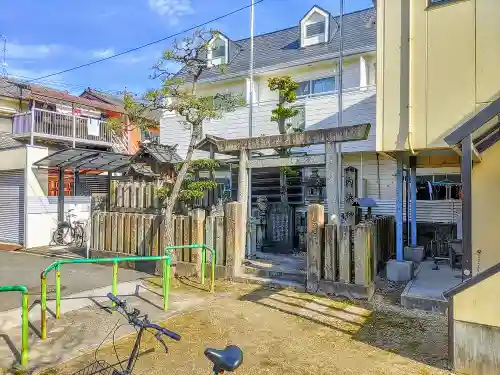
[295,76,337,99]
[305,21,326,38]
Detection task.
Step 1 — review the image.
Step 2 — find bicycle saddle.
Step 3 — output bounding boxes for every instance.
[204,345,243,372]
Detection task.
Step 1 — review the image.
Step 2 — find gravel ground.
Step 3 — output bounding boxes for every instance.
[36,278,450,375]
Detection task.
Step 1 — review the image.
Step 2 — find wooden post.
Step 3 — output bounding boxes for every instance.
[152,215,161,256]
[143,215,153,256]
[111,213,118,252]
[191,209,205,277]
[225,202,243,277]
[92,212,99,251]
[324,223,337,281]
[182,216,190,262]
[339,225,352,283]
[307,204,324,293]
[137,214,144,256]
[174,216,183,261]
[130,214,138,255]
[130,182,138,209]
[123,214,131,254]
[137,182,145,209]
[354,223,372,285]
[205,215,215,263]
[145,184,152,209]
[105,213,112,251]
[123,183,131,209]
[98,213,105,251]
[116,183,124,208]
[117,213,124,253]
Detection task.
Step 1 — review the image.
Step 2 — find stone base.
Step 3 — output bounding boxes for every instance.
[319,280,375,300]
[404,246,426,263]
[386,259,413,282]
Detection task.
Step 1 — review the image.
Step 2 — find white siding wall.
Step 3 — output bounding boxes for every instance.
[160,55,377,159]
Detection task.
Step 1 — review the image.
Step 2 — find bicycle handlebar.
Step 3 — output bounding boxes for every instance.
[106,293,181,342]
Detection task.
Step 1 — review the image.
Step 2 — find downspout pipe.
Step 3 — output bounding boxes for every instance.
[407,0,416,155]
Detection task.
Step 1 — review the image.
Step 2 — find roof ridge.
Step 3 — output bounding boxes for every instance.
[232,6,374,44]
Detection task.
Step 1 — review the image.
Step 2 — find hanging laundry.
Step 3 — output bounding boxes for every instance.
[427,181,433,200]
[87,117,100,136]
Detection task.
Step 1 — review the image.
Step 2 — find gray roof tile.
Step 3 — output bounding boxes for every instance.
[182,7,376,82]
[0,131,22,149]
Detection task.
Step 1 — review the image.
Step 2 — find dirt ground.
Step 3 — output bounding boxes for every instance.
[39,279,450,375]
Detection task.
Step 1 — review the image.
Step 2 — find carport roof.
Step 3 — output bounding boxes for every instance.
[34,148,132,171]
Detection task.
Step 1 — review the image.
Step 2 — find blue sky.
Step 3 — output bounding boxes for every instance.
[0,0,373,96]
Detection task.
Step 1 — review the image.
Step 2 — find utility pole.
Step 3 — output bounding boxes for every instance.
[336,0,345,223]
[1,35,7,77]
[246,0,255,257]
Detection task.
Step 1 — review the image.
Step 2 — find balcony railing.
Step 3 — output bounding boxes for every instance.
[12,108,114,146]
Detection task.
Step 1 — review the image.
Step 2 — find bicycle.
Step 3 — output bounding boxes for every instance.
[52,208,86,248]
[80,293,243,375]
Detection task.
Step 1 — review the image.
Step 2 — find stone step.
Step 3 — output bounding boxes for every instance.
[400,293,449,314]
[234,274,306,292]
[242,265,306,284]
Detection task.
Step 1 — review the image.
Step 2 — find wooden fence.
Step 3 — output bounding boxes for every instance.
[110,181,227,213]
[90,209,226,267]
[307,204,395,299]
[110,181,162,212]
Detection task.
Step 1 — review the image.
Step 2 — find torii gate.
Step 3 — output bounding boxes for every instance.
[195,123,372,252]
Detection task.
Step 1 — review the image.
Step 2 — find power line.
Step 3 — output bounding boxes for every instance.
[14,0,266,87]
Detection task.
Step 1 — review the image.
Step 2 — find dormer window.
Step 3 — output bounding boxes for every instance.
[208,35,229,66]
[306,21,325,38]
[300,6,331,48]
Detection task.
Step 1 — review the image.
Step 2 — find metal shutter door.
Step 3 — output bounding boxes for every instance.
[0,170,24,245]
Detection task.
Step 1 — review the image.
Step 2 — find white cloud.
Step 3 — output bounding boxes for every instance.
[92,48,115,58]
[7,43,63,60]
[148,0,194,24]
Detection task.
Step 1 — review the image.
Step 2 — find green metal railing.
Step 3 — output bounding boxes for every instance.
[0,285,29,366]
[165,244,216,292]
[40,255,171,340]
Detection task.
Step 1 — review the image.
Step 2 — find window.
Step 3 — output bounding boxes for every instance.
[295,77,336,98]
[212,45,225,58]
[296,81,310,97]
[306,21,325,38]
[312,77,335,94]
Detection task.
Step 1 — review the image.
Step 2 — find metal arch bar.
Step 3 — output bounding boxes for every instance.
[165,244,217,293]
[40,255,172,340]
[0,285,29,366]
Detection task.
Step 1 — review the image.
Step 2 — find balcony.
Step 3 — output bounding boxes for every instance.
[12,108,114,148]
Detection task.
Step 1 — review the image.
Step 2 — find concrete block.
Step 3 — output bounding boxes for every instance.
[386,259,413,282]
[404,246,425,263]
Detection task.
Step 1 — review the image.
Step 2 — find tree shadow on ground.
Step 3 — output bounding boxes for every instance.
[353,310,449,370]
[239,285,449,370]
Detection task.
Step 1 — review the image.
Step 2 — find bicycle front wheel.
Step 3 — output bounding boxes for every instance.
[73,225,85,248]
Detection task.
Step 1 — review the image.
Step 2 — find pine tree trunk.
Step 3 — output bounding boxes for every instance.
[163,135,197,254]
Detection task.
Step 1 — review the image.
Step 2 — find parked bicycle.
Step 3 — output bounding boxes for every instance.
[75,293,243,375]
[52,208,86,248]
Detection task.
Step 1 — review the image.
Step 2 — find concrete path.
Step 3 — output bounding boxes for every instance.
[0,279,212,371]
[0,252,149,312]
